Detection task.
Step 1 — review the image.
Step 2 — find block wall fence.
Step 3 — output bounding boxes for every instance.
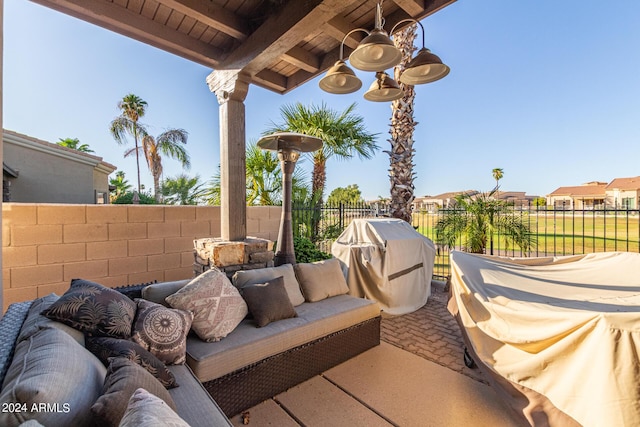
[1,203,282,312]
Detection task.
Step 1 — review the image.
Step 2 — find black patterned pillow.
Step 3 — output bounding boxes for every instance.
[131,299,193,365]
[85,337,178,389]
[41,279,136,338]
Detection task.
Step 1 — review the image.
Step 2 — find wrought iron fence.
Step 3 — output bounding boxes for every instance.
[293,201,640,281]
[292,201,378,253]
[414,204,640,280]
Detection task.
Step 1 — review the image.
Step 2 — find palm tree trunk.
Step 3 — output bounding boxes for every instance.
[153,173,161,203]
[311,156,326,241]
[134,126,142,193]
[311,155,326,203]
[388,24,418,224]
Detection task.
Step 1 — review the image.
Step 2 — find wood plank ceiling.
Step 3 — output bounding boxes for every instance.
[29,0,456,94]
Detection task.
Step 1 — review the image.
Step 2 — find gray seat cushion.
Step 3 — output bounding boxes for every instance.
[168,364,232,427]
[186,295,380,382]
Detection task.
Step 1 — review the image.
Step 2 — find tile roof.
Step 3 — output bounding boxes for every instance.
[548,183,607,197]
[606,176,640,191]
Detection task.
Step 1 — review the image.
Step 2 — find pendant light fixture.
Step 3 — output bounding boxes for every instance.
[390,19,450,85]
[364,72,403,102]
[349,2,401,72]
[318,0,449,101]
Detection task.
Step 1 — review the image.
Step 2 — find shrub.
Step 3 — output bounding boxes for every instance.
[112,191,157,204]
[293,236,332,263]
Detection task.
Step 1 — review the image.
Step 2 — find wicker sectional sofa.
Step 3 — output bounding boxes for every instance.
[0,260,381,426]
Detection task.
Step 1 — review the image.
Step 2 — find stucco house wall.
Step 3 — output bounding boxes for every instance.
[3,129,116,204]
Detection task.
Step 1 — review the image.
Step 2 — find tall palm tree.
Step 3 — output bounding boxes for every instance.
[138,129,190,203]
[245,141,282,206]
[203,141,308,206]
[492,168,504,197]
[161,174,205,205]
[435,190,535,255]
[109,94,148,193]
[265,102,378,203]
[57,137,94,153]
[389,24,418,223]
[109,171,131,202]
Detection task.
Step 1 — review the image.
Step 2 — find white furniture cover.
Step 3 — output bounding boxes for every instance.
[449,251,640,427]
[331,218,436,315]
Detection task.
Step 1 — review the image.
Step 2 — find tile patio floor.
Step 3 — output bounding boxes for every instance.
[228,283,522,426]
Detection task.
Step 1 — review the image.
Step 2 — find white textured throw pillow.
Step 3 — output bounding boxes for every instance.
[166,268,248,342]
[119,388,189,427]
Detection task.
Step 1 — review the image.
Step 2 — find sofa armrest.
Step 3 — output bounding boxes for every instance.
[0,301,33,387]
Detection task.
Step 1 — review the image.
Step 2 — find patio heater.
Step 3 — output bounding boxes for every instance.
[257,132,322,266]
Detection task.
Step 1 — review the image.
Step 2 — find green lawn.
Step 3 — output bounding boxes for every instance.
[413,210,640,279]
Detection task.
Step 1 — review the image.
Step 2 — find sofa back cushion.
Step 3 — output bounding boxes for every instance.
[294,258,350,302]
[0,327,107,427]
[17,293,84,345]
[233,264,305,306]
[141,280,190,306]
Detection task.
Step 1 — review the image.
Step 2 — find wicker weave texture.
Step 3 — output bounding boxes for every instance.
[203,316,381,417]
[0,301,33,386]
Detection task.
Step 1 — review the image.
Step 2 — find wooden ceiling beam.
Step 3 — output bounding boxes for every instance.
[281,46,320,73]
[155,0,249,41]
[219,0,351,75]
[325,17,365,50]
[392,0,425,17]
[31,0,224,68]
[253,69,288,93]
[285,70,316,93]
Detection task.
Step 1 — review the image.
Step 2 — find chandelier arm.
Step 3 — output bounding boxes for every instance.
[390,18,426,49]
[340,28,370,59]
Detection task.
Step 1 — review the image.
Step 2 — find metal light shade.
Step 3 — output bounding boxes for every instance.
[349,29,402,71]
[399,48,450,85]
[318,60,362,94]
[364,72,403,102]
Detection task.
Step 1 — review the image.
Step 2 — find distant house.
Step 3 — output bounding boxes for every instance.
[547,178,640,209]
[3,129,116,203]
[605,176,640,209]
[494,191,539,208]
[547,181,608,209]
[413,191,479,212]
[413,190,537,212]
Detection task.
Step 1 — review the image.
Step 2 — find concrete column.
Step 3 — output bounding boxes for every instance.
[207,70,249,241]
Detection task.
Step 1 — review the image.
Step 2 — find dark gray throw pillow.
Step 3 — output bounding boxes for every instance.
[91,357,176,427]
[241,276,298,327]
[85,337,178,389]
[41,278,136,338]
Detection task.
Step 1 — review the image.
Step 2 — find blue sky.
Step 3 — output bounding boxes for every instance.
[4,0,640,200]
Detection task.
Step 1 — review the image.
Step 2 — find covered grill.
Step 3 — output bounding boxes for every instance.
[332,218,436,315]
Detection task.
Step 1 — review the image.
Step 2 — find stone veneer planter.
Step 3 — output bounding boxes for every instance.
[193,237,275,278]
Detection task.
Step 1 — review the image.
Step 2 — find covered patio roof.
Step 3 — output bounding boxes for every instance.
[9,0,456,246]
[30,0,455,94]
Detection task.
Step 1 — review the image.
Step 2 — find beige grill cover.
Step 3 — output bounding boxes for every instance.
[449,251,640,427]
[331,218,436,315]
